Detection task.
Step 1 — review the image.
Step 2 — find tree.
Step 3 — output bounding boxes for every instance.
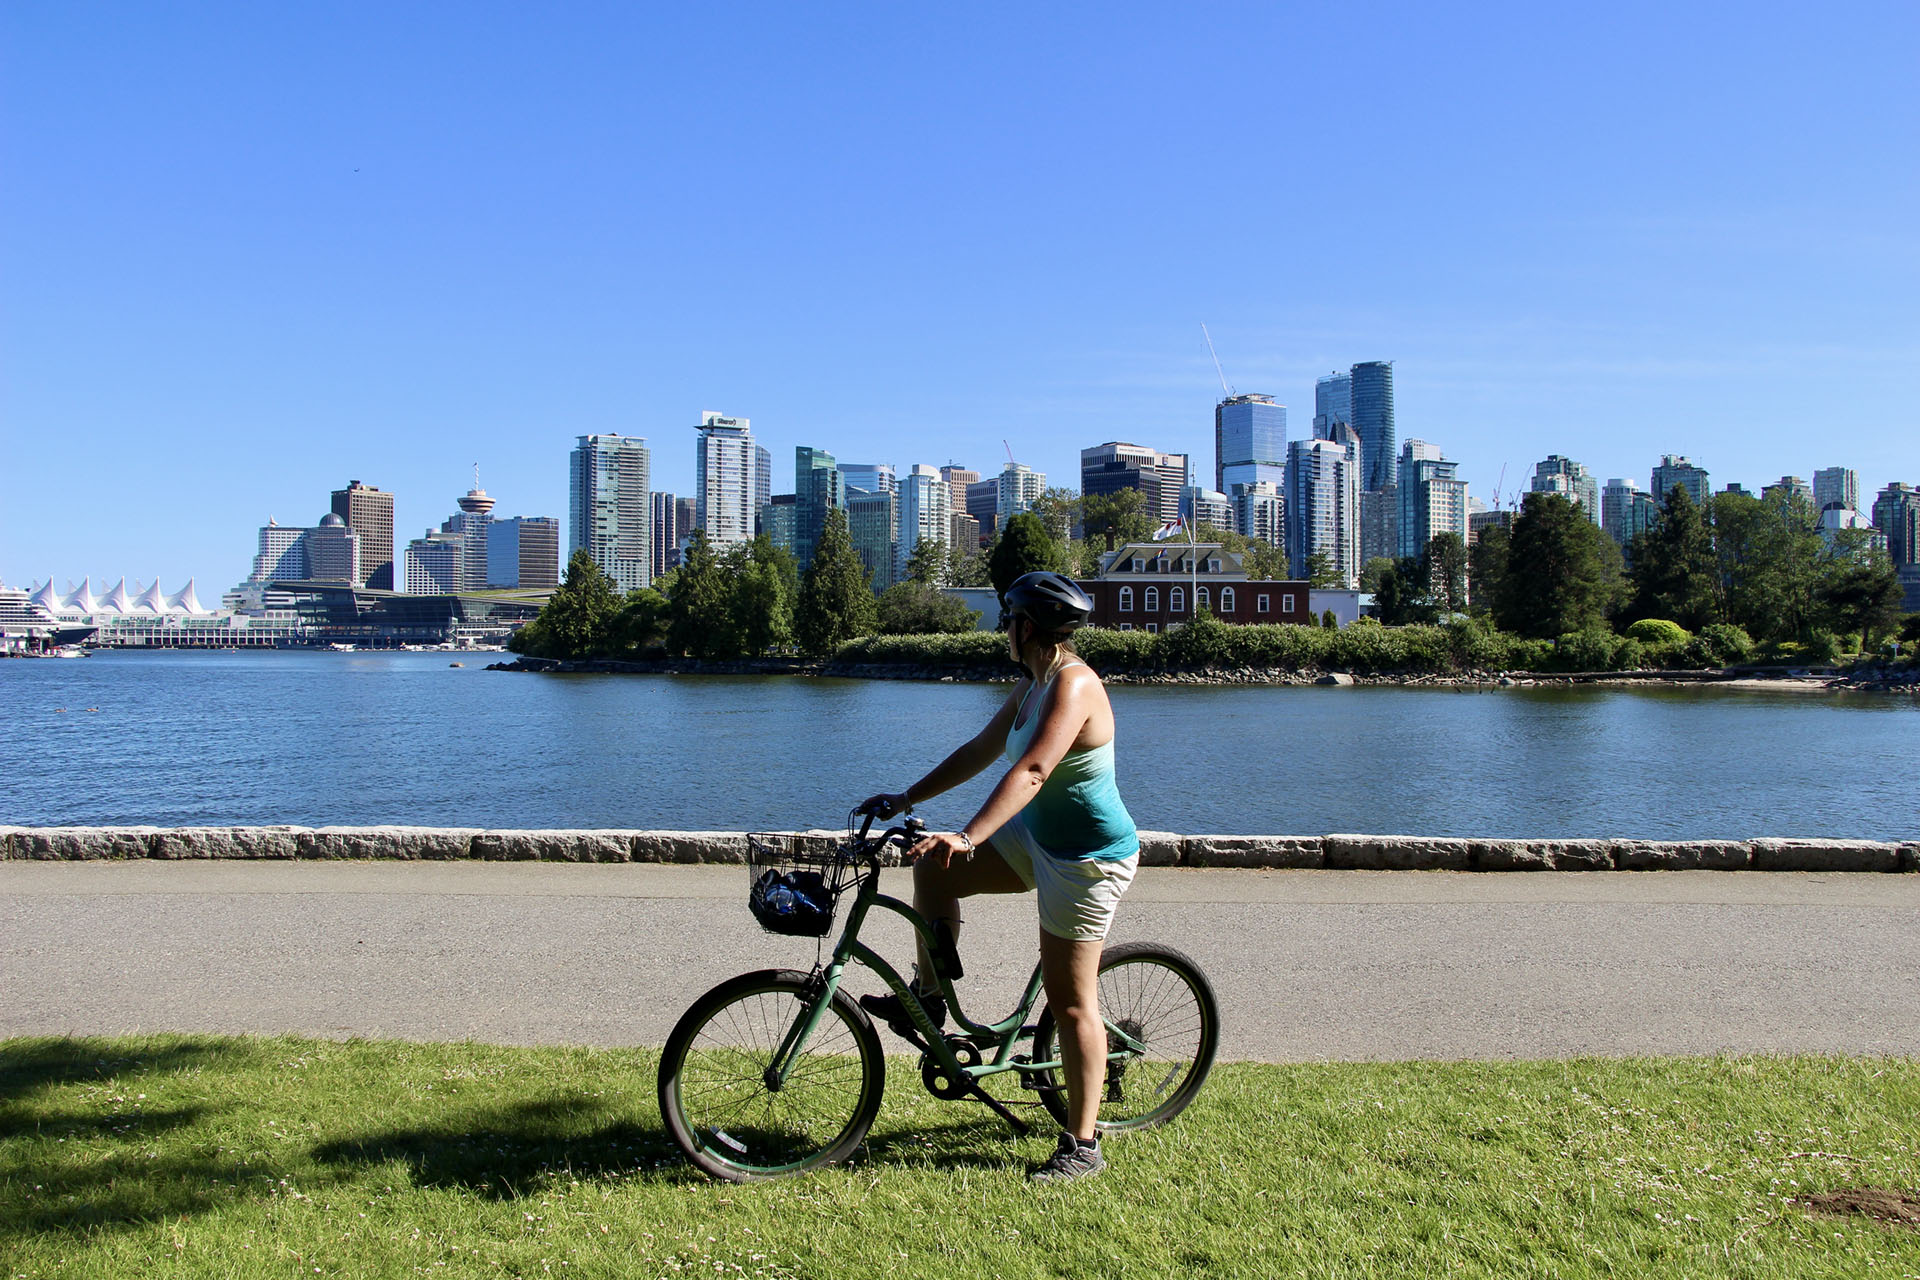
[1422,532,1469,616]
[947,539,991,587]
[904,536,947,587]
[1320,609,1339,629]
[876,582,981,634]
[611,587,670,656]
[988,512,1065,597]
[1712,489,1825,642]
[1468,526,1508,617]
[1081,489,1154,548]
[1814,536,1902,650]
[666,532,739,658]
[1241,539,1290,581]
[1303,550,1345,589]
[1627,486,1718,631]
[1496,492,1622,638]
[1372,560,1407,625]
[728,536,794,655]
[795,508,877,656]
[511,549,621,658]
[1358,557,1396,595]
[1029,487,1080,546]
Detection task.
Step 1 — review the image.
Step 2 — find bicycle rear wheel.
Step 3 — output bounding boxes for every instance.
[1032,941,1219,1132]
[658,969,884,1181]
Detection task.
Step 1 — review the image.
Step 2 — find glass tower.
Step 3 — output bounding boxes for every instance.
[1397,440,1468,562]
[1349,362,1396,492]
[694,413,759,551]
[1313,371,1351,434]
[1213,394,1287,495]
[570,433,652,592]
[794,445,846,570]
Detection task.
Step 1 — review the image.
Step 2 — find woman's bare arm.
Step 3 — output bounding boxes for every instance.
[955,667,1101,849]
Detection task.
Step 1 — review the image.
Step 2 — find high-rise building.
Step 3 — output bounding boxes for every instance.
[996,462,1045,521]
[403,529,464,594]
[650,491,691,578]
[445,484,495,591]
[1184,485,1233,531]
[1764,476,1814,507]
[1214,394,1286,495]
[965,478,1000,541]
[1469,508,1513,542]
[848,488,898,591]
[1231,481,1283,545]
[306,513,361,583]
[838,463,896,497]
[1285,437,1360,586]
[694,412,759,550]
[570,433,652,592]
[1813,467,1858,513]
[760,494,799,557]
[1650,456,1711,508]
[1349,362,1396,492]
[950,511,979,555]
[1531,455,1600,525]
[1872,482,1920,566]
[487,516,560,590]
[897,464,951,583]
[330,481,395,590]
[1398,440,1469,562]
[1313,371,1352,435]
[940,466,979,518]
[249,519,309,582]
[794,446,846,570]
[1602,478,1659,548]
[1360,487,1398,565]
[1081,442,1189,525]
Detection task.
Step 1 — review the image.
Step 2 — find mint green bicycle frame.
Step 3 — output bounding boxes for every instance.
[765,837,1146,1093]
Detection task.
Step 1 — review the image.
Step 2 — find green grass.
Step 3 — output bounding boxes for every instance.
[3,1037,1917,1279]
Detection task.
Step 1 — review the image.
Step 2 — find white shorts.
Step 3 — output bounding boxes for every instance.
[987,813,1139,942]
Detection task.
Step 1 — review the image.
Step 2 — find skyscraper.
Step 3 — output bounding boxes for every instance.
[570,433,652,592]
[1312,371,1351,435]
[1081,442,1189,524]
[403,530,463,594]
[1602,478,1658,547]
[1285,437,1359,586]
[1872,483,1920,566]
[1531,455,1600,525]
[694,412,759,550]
[1765,476,1813,507]
[306,514,361,583]
[965,478,1000,540]
[1813,467,1858,512]
[1398,440,1469,561]
[249,519,309,582]
[487,517,560,590]
[1349,362,1396,492]
[446,483,494,591]
[940,466,979,518]
[848,488,898,591]
[794,446,846,570]
[1650,456,1711,508]
[996,462,1045,521]
[1213,394,1286,495]
[838,463,896,497]
[1231,481,1284,546]
[330,481,395,590]
[897,464,951,582]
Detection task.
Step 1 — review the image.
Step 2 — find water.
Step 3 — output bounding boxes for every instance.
[2,650,1914,840]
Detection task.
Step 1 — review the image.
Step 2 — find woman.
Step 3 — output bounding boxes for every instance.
[862,570,1138,1183]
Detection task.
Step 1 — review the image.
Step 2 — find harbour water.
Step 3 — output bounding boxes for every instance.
[2,650,1914,839]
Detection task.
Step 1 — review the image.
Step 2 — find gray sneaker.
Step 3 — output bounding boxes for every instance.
[1028,1132,1106,1183]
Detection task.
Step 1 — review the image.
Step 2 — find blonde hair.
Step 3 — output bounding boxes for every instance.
[1015,621,1081,682]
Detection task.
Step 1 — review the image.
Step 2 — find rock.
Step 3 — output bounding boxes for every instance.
[1182,835,1324,869]
[1472,839,1613,871]
[1903,844,1920,873]
[1324,834,1473,871]
[12,827,158,860]
[470,830,636,862]
[295,827,478,860]
[1314,673,1356,687]
[1135,830,1183,867]
[1612,840,1753,871]
[0,827,19,859]
[151,827,305,859]
[1750,838,1903,873]
[632,830,751,864]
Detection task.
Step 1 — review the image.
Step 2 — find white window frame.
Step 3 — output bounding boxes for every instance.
[1144,586,1160,612]
[1118,622,1133,631]
[1207,557,1221,573]
[1258,593,1270,613]
[1170,587,1185,613]
[1119,586,1134,612]
[1282,593,1295,613]
[1220,587,1235,613]
[1131,557,1144,573]
[1196,586,1211,610]
[1146,622,1159,634]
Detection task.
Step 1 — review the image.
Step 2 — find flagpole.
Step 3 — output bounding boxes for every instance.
[1188,517,1197,620]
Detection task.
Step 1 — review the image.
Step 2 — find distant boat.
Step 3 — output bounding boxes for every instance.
[328,643,356,652]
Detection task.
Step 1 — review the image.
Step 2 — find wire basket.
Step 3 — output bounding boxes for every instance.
[746,833,860,937]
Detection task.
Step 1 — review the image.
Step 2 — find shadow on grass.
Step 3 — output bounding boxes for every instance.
[857,1112,1034,1174]
[0,1035,232,1103]
[311,1093,688,1198]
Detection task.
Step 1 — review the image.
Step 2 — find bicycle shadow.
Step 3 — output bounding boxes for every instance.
[309,1093,690,1198]
[856,1114,1041,1174]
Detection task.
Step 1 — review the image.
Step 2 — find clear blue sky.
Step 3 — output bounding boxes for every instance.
[4,1,1915,592]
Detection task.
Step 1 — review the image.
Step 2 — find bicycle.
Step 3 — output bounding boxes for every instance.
[656,807,1221,1182]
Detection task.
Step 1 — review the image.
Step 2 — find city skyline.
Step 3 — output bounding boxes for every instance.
[4,4,1915,588]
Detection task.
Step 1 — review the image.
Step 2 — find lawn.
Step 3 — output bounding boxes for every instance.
[2,1037,1916,1279]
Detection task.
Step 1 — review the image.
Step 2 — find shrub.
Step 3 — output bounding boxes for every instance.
[1625,618,1690,647]
[1544,629,1619,672]
[1610,637,1648,670]
[1073,627,1157,671]
[1692,623,1754,666]
[1804,630,1845,663]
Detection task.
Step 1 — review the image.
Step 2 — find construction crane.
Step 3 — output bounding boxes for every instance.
[1003,439,1017,467]
[1201,324,1234,398]
[1492,462,1508,511]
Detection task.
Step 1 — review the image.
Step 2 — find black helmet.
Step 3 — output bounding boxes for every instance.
[1000,571,1093,634]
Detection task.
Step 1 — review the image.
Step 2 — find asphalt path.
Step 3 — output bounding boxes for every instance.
[3,861,1917,1061]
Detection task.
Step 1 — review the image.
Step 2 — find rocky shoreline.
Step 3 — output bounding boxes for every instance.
[487,654,1918,693]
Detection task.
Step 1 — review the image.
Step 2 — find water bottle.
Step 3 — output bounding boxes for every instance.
[764,881,795,915]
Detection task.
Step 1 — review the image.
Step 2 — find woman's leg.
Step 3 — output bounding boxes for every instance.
[1038,928,1106,1139]
[911,841,1026,981]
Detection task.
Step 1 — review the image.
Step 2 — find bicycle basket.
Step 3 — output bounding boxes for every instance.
[746,833,859,937]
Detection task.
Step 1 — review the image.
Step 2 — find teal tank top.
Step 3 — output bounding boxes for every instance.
[1004,667,1139,862]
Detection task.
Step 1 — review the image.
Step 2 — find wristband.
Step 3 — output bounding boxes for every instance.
[956,832,974,853]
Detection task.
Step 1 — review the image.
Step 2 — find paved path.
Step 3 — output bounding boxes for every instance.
[3,861,1917,1061]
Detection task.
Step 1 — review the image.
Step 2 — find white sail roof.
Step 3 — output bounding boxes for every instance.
[30,579,59,612]
[133,579,167,613]
[99,578,129,613]
[165,579,209,614]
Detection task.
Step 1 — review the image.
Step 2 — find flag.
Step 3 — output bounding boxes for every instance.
[1150,518,1185,542]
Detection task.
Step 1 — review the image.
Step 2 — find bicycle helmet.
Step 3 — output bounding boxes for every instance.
[1000,571,1094,634]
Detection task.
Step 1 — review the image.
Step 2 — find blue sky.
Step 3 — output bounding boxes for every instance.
[3,1,1915,591]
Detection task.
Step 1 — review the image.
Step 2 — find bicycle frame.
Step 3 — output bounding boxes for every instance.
[766,823,1147,1094]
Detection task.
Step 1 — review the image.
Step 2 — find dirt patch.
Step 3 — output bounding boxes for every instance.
[1798,1188,1920,1227]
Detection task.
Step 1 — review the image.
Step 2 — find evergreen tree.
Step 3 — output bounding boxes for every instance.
[1814,535,1902,650]
[612,587,670,657]
[666,532,738,658]
[795,508,877,656]
[1081,489,1154,547]
[988,512,1065,597]
[512,549,620,658]
[904,537,947,587]
[947,539,991,587]
[1712,489,1825,642]
[1468,525,1509,617]
[1627,486,1718,630]
[1496,492,1622,638]
[1303,550,1345,589]
[1422,532,1469,615]
[729,536,794,655]
[1241,539,1290,581]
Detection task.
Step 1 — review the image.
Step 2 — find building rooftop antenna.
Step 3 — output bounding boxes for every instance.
[1201,323,1235,398]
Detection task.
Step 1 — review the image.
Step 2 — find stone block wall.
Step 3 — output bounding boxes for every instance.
[0,826,1914,871]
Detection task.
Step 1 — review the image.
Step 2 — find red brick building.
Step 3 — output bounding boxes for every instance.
[1076,542,1311,632]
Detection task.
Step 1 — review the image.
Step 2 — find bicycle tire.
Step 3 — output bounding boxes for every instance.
[658,968,885,1182]
[1031,941,1220,1133]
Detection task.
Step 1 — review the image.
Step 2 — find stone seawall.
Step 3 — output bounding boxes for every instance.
[1,827,1914,872]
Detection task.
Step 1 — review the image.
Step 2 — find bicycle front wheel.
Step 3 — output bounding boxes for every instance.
[1032,941,1220,1133]
[658,968,885,1181]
